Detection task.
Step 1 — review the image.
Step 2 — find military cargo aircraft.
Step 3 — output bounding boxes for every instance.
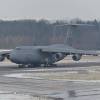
[0,24,99,68]
[0,44,100,68]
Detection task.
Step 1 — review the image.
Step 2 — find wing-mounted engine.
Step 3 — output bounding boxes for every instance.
[72,54,82,61]
[6,54,10,60]
[52,53,66,62]
[44,53,66,65]
[0,55,5,61]
[0,50,12,62]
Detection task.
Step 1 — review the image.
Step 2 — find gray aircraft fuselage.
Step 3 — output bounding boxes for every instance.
[9,46,66,65]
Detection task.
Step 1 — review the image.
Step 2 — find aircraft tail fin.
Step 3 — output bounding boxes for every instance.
[54,24,96,46]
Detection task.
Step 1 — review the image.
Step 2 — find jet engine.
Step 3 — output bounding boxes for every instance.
[52,53,66,62]
[0,55,5,61]
[6,54,10,60]
[72,54,82,61]
[45,53,66,65]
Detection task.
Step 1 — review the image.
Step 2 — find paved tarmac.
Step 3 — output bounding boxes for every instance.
[0,56,100,99]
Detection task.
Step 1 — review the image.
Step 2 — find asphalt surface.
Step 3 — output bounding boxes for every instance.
[0,56,100,100]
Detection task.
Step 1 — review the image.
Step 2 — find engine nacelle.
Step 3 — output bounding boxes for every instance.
[52,53,66,62]
[0,55,5,61]
[72,54,82,61]
[6,54,10,60]
[45,53,66,64]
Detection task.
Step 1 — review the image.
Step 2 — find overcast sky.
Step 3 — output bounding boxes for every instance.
[0,0,99,20]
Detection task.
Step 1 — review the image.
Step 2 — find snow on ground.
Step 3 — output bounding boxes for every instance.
[0,91,52,100]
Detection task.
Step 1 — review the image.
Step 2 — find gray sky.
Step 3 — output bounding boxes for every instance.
[0,0,99,20]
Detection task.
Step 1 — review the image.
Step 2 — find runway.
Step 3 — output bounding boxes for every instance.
[0,56,100,99]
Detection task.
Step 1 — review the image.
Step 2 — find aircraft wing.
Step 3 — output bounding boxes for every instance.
[41,44,100,55]
[55,24,95,27]
[0,50,12,55]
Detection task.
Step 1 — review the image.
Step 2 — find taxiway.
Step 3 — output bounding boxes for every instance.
[0,56,100,99]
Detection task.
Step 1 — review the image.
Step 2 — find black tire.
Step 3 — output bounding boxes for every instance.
[18,64,25,68]
[28,64,41,68]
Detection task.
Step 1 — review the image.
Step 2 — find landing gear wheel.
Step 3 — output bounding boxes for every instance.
[28,64,41,68]
[42,63,57,67]
[49,64,57,67]
[41,64,51,67]
[18,64,25,68]
[28,64,34,68]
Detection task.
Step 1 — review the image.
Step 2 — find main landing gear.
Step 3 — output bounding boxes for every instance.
[18,64,26,68]
[41,64,57,67]
[18,63,57,68]
[18,64,41,68]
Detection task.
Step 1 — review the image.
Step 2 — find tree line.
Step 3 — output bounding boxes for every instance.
[0,19,99,50]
